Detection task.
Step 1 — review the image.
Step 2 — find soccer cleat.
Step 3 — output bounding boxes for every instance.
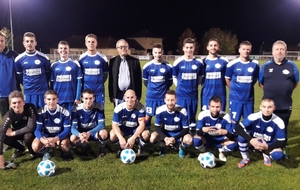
[61,151,73,160]
[283,147,288,159]
[263,154,272,166]
[116,148,122,158]
[42,152,52,161]
[98,146,106,157]
[238,159,250,168]
[219,152,227,162]
[137,146,144,156]
[178,147,186,158]
[159,146,166,157]
[11,147,26,159]
[3,145,12,152]
[197,145,206,153]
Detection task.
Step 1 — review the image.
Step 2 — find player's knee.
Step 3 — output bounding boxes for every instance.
[141,130,150,141]
[225,141,238,151]
[237,135,247,143]
[270,151,284,161]
[193,137,203,147]
[183,134,193,144]
[150,132,159,143]
[99,129,109,140]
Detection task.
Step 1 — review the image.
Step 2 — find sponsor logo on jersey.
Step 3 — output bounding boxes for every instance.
[181,73,197,80]
[164,124,179,131]
[85,68,100,75]
[56,75,72,82]
[26,68,42,76]
[206,71,221,79]
[237,76,252,83]
[46,126,60,133]
[81,121,96,129]
[269,68,273,73]
[282,69,290,75]
[34,60,41,65]
[125,121,137,127]
[151,76,165,83]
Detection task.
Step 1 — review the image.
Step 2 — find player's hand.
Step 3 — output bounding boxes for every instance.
[41,137,50,147]
[47,137,58,147]
[250,138,264,151]
[258,138,268,150]
[119,137,127,149]
[5,128,15,137]
[126,136,136,149]
[74,99,80,105]
[0,155,5,169]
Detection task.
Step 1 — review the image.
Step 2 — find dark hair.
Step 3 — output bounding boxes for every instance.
[44,90,58,99]
[165,89,176,96]
[82,89,95,97]
[183,38,195,45]
[240,40,252,47]
[153,43,163,49]
[207,38,219,46]
[209,95,222,104]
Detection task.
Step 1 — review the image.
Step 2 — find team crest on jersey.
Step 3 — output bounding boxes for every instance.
[282,69,290,75]
[215,123,221,129]
[160,68,166,73]
[66,66,72,71]
[54,118,61,124]
[174,117,180,122]
[131,114,136,119]
[247,67,254,72]
[94,60,100,65]
[192,65,198,70]
[266,126,273,132]
[215,63,221,68]
[34,60,41,65]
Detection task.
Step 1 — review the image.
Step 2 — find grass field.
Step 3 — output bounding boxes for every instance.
[1,60,300,190]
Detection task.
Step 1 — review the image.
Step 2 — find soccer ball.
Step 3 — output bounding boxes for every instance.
[198,152,216,168]
[37,160,56,176]
[120,149,136,164]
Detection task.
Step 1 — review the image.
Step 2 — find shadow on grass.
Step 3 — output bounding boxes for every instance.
[55,167,72,175]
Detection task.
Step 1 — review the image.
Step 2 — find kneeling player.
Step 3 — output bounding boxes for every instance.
[193,96,237,162]
[110,89,150,156]
[70,89,108,157]
[32,90,72,160]
[235,98,285,168]
[150,90,193,158]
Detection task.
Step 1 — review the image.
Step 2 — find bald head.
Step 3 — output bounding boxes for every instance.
[124,89,137,109]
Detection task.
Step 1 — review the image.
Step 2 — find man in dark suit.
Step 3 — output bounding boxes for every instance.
[109,39,142,107]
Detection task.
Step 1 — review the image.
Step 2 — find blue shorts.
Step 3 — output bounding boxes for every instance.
[229,101,254,122]
[177,98,198,123]
[95,94,104,107]
[145,100,165,117]
[121,127,137,137]
[201,96,226,112]
[25,94,44,110]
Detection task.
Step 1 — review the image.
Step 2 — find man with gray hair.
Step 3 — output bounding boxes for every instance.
[108,39,142,107]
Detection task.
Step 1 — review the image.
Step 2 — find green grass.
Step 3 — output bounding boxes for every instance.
[1,60,300,190]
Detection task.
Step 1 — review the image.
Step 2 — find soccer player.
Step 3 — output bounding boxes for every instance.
[259,40,299,157]
[225,41,260,129]
[15,32,51,110]
[70,89,108,157]
[235,98,285,168]
[50,41,82,113]
[150,90,192,158]
[193,95,237,162]
[0,32,20,119]
[32,90,72,160]
[201,38,228,111]
[109,39,142,107]
[0,91,37,169]
[110,89,149,156]
[172,38,204,132]
[143,43,173,129]
[78,34,108,107]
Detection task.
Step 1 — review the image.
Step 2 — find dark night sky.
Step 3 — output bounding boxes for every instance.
[1,0,300,53]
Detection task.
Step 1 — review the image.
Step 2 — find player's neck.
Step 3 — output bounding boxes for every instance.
[87,49,97,55]
[60,56,69,62]
[184,55,194,60]
[239,56,250,62]
[207,53,218,59]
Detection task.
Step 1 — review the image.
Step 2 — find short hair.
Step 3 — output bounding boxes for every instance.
[153,43,163,49]
[23,32,36,39]
[239,40,252,47]
[209,95,222,104]
[183,38,195,46]
[58,40,69,46]
[44,90,58,99]
[207,38,219,46]
[261,97,274,104]
[272,40,287,51]
[0,31,7,39]
[165,89,176,97]
[85,33,97,41]
[8,90,24,104]
[81,89,95,97]
[116,39,129,48]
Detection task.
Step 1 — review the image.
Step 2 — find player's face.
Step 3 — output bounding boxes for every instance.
[239,45,251,59]
[82,93,95,110]
[117,40,129,57]
[152,47,163,62]
[207,40,219,55]
[124,90,137,110]
[10,97,25,114]
[260,100,275,116]
[23,36,37,53]
[85,37,98,52]
[58,44,69,59]
[183,43,195,59]
[209,101,221,117]
[164,94,176,111]
[44,94,58,110]
[0,36,6,52]
[272,44,286,62]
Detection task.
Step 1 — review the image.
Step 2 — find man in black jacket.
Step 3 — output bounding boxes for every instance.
[108,39,142,107]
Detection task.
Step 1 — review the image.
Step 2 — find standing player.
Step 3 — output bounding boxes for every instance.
[201,38,228,111]
[51,41,82,113]
[235,98,285,168]
[259,40,299,158]
[225,41,260,129]
[193,96,237,162]
[172,38,204,133]
[32,90,72,160]
[0,91,36,168]
[143,43,173,129]
[110,89,149,156]
[71,89,108,157]
[15,32,51,109]
[79,34,108,107]
[150,90,192,158]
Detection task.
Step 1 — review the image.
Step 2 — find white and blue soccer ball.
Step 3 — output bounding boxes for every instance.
[37,160,56,176]
[120,149,136,164]
[198,152,216,168]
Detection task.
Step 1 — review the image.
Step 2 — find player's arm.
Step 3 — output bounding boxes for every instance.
[173,128,189,140]
[71,118,80,137]
[56,116,71,141]
[173,76,178,86]
[89,119,105,138]
[75,78,82,104]
[14,105,37,136]
[143,79,148,87]
[235,123,252,142]
[225,78,231,88]
[127,117,145,147]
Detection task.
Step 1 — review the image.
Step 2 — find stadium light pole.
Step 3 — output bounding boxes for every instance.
[9,0,14,50]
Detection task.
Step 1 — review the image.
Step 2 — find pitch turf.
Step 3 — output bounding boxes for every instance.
[1,60,300,189]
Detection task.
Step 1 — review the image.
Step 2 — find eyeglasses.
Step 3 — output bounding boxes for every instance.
[117,46,128,49]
